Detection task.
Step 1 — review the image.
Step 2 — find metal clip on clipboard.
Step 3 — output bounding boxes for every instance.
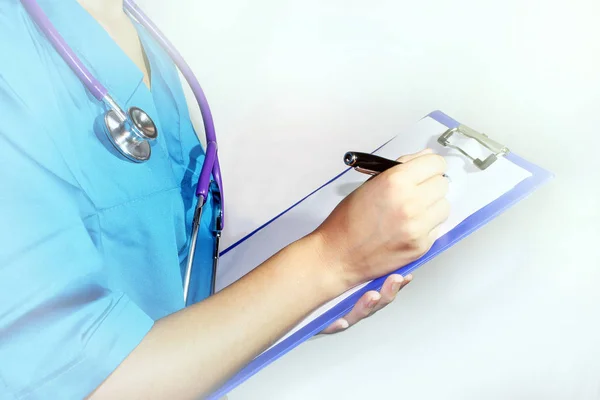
[437,124,510,170]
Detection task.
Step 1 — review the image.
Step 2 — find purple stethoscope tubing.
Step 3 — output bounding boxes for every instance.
[19,0,108,100]
[19,0,224,228]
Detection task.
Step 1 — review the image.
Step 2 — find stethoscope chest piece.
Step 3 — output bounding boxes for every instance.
[101,106,158,163]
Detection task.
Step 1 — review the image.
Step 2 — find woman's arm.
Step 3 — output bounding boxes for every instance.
[89,151,449,400]
[89,232,343,399]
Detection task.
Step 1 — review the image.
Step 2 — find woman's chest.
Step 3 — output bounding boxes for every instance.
[46,79,191,214]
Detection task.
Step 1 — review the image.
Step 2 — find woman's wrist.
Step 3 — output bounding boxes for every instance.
[300,230,355,300]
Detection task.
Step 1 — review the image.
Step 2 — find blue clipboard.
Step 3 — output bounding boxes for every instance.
[208,110,553,399]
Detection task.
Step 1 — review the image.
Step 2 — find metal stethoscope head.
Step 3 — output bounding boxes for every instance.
[100,96,158,162]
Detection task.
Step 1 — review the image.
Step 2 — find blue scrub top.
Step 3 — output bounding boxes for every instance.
[0,1,218,398]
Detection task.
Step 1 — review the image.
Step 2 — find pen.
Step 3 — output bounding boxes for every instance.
[344,151,449,179]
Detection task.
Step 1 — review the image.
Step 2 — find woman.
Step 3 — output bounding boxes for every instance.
[0,0,450,398]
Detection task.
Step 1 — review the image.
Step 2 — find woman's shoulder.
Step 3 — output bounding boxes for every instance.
[0,2,55,102]
[0,4,81,188]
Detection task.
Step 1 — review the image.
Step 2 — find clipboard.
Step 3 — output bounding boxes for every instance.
[208,110,553,399]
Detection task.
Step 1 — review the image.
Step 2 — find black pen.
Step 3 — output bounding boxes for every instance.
[344,151,449,179]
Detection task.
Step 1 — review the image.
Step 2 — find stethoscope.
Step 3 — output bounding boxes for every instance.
[21,0,224,305]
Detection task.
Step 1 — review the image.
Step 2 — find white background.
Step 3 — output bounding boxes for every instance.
[137,0,600,398]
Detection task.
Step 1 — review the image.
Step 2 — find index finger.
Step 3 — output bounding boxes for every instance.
[396,148,434,163]
[399,153,447,184]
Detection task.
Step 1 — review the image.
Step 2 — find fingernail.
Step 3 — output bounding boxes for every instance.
[338,319,349,330]
[391,276,405,293]
[405,274,413,282]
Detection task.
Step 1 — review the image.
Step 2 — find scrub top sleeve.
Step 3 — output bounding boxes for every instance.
[0,79,154,399]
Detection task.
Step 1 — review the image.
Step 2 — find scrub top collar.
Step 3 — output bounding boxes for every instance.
[35,0,149,108]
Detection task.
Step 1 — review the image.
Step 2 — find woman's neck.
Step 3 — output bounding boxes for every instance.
[76,0,152,90]
[77,0,125,21]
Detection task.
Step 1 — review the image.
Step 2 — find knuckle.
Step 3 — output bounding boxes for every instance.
[401,220,423,242]
[380,172,398,191]
[387,169,410,189]
[397,202,419,220]
[381,174,411,203]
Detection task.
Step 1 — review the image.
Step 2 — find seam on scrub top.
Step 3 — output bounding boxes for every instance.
[94,187,180,263]
[142,29,187,167]
[95,186,180,214]
[81,293,128,350]
[14,295,130,399]
[172,79,187,168]
[82,213,105,255]
[160,76,188,177]
[162,57,200,177]
[123,79,142,106]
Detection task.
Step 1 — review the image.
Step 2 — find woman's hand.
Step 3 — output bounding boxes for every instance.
[314,149,449,302]
[318,149,446,334]
[321,273,412,334]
